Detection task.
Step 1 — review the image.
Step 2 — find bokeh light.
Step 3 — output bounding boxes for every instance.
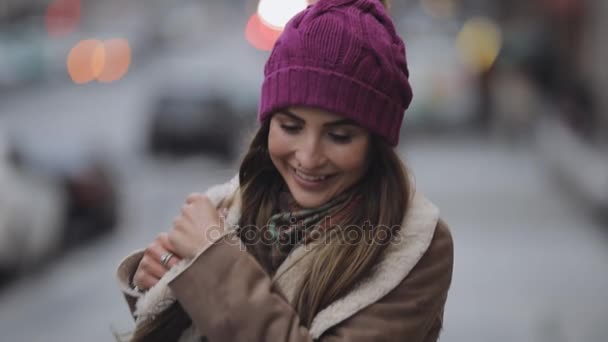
[91,43,106,78]
[45,0,81,37]
[67,39,103,84]
[67,39,132,84]
[257,0,308,30]
[97,39,132,83]
[245,13,283,51]
[456,17,502,74]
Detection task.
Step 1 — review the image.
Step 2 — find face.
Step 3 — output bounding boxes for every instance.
[268,106,370,208]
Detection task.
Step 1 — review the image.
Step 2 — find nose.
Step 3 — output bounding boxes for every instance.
[294,135,327,170]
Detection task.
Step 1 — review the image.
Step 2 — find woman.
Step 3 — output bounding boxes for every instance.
[116,0,453,341]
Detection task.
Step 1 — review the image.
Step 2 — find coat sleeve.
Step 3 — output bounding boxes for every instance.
[116,249,146,319]
[168,220,453,342]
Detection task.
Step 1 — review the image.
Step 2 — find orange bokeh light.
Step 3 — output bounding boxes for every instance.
[67,39,103,84]
[91,43,106,77]
[46,0,81,37]
[67,39,131,84]
[245,13,282,51]
[97,39,131,83]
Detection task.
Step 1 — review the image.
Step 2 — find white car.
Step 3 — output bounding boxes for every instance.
[0,132,65,278]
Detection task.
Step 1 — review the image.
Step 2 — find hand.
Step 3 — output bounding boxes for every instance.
[133,233,182,290]
[168,193,225,260]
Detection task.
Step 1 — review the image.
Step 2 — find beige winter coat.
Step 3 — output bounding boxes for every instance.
[116,176,453,341]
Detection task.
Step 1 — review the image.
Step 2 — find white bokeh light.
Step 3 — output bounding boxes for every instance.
[257,0,308,29]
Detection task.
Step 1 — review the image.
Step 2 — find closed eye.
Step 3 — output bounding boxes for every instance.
[329,133,352,143]
[280,124,301,134]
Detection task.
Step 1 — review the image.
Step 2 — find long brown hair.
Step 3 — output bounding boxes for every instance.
[237,116,411,327]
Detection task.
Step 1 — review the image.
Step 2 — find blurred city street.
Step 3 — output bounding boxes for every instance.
[0,54,240,340]
[1,0,608,341]
[0,56,607,340]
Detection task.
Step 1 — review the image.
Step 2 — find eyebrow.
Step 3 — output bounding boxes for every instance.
[278,110,358,127]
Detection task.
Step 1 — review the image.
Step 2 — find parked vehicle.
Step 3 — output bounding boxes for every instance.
[146,37,264,160]
[0,131,119,284]
[147,87,242,160]
[0,134,65,280]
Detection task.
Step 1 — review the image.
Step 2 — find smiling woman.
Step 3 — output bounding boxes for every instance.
[116,0,453,341]
[268,107,371,208]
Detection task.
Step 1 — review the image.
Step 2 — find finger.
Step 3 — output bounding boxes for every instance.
[172,216,190,235]
[165,253,180,268]
[144,241,163,261]
[172,214,187,228]
[133,272,160,290]
[179,205,195,223]
[168,229,191,258]
[155,234,182,267]
[186,193,205,204]
[188,195,214,210]
[150,242,181,269]
[133,265,157,289]
[156,233,182,259]
[140,254,170,278]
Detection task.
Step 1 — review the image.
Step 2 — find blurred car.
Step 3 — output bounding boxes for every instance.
[148,88,242,160]
[59,158,119,248]
[0,131,119,283]
[0,135,65,281]
[146,34,265,160]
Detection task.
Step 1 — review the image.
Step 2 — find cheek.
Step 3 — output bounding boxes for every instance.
[268,125,292,161]
[331,141,369,173]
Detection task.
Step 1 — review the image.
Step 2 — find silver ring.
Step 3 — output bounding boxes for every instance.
[160,252,174,267]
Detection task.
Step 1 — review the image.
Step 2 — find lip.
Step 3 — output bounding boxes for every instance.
[291,167,334,191]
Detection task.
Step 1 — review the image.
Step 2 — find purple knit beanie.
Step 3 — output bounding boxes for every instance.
[258,0,412,146]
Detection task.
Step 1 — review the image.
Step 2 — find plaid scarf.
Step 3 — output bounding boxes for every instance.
[267,186,362,270]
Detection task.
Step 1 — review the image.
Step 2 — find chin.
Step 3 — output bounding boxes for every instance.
[295,199,323,209]
[289,190,328,209]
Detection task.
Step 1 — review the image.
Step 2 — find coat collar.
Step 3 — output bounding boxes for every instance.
[135,175,439,340]
[270,189,439,338]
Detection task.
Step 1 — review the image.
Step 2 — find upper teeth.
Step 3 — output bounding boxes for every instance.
[295,169,327,181]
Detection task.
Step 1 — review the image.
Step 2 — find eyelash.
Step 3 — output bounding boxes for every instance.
[328,133,352,143]
[280,125,300,133]
[280,125,352,143]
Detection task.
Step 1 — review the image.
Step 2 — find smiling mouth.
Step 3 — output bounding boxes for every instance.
[292,168,335,182]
